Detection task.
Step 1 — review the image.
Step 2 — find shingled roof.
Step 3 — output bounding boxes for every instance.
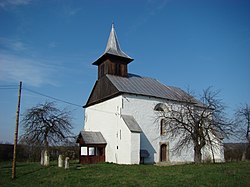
[107,74,190,101]
[85,73,200,107]
[77,131,106,145]
[121,115,142,133]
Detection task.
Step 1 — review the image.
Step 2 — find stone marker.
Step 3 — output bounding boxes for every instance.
[65,157,69,169]
[58,155,63,167]
[44,150,50,166]
[40,150,44,165]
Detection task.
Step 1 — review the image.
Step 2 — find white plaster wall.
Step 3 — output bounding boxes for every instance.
[84,96,139,164]
[131,132,140,164]
[202,139,225,162]
[116,117,132,164]
[211,137,225,162]
[159,129,194,163]
[121,94,159,163]
[121,94,195,163]
[84,93,224,164]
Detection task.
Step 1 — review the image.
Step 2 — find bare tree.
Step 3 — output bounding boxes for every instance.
[234,103,250,160]
[22,101,73,165]
[235,104,250,142]
[158,87,232,163]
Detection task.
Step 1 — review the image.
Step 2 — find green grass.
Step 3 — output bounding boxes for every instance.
[1,161,250,187]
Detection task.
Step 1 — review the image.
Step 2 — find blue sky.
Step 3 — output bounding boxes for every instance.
[0,0,249,143]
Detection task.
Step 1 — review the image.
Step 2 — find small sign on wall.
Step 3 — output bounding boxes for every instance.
[81,147,87,156]
[89,147,95,155]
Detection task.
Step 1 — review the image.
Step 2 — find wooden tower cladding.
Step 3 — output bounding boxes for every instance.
[98,57,129,78]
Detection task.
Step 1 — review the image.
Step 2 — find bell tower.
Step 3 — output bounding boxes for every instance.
[92,23,133,79]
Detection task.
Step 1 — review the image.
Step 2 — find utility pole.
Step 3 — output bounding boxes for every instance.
[12,81,22,179]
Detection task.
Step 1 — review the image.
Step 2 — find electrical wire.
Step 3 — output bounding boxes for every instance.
[0,85,18,90]
[0,84,117,115]
[23,87,83,108]
[0,88,18,90]
[0,84,18,87]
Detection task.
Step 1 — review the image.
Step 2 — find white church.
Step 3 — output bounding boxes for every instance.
[77,24,224,164]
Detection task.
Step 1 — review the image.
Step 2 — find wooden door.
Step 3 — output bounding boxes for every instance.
[160,144,167,162]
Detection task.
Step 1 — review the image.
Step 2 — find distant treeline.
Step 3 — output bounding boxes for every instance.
[0,144,79,162]
[224,143,250,161]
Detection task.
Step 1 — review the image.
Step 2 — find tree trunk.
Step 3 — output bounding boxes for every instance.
[207,133,215,163]
[211,146,215,163]
[193,124,205,164]
[194,146,202,163]
[44,137,50,166]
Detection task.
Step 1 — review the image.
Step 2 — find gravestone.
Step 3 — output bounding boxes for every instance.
[44,150,50,166]
[58,155,63,167]
[65,157,69,169]
[40,150,44,165]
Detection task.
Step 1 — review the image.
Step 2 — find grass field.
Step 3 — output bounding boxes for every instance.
[1,161,250,187]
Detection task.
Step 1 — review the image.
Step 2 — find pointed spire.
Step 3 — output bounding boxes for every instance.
[104,23,121,53]
[92,23,133,66]
[104,23,132,59]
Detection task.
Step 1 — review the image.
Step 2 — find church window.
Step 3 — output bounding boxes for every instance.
[160,119,167,136]
[154,103,169,112]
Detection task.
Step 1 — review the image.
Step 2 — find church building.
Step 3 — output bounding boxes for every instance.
[76,24,224,164]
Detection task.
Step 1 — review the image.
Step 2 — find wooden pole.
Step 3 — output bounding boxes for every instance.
[12,81,22,179]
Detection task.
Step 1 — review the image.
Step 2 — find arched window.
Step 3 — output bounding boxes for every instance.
[154,103,169,112]
[160,119,167,136]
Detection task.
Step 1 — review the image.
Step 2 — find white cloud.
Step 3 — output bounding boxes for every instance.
[0,37,27,51]
[67,7,81,16]
[127,0,170,35]
[0,37,55,86]
[61,3,81,17]
[0,52,58,87]
[48,41,57,48]
[147,0,169,15]
[0,0,31,8]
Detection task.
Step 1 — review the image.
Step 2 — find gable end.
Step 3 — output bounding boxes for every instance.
[84,75,120,107]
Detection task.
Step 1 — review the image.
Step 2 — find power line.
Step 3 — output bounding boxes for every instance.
[0,85,18,90]
[23,87,83,108]
[0,83,83,108]
[0,84,18,87]
[0,88,18,90]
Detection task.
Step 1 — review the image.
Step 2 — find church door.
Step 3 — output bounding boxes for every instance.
[160,144,167,162]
